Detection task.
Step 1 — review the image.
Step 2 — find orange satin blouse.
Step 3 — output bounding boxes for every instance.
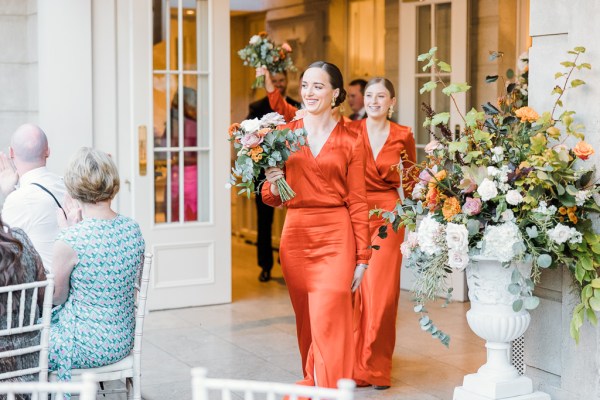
[261,119,372,264]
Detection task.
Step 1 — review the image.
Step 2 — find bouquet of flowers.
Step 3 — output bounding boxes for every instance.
[229,112,307,202]
[375,46,598,346]
[238,32,297,89]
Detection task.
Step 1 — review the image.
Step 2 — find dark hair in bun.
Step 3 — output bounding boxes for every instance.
[306,61,347,108]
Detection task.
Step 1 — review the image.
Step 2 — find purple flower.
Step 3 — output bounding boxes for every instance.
[462,197,482,216]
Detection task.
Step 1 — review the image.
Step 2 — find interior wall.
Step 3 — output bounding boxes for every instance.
[0,0,38,152]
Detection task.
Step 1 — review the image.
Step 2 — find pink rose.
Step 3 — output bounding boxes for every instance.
[240,133,264,149]
[424,140,442,154]
[462,197,482,216]
[418,168,436,184]
[459,178,477,194]
[281,43,292,52]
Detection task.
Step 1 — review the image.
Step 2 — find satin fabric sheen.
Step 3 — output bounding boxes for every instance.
[348,119,416,386]
[261,119,371,388]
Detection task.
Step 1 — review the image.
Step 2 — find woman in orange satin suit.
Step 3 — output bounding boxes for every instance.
[262,61,372,388]
[348,78,416,390]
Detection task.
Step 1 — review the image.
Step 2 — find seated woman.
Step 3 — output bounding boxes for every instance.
[49,147,145,382]
[0,217,46,382]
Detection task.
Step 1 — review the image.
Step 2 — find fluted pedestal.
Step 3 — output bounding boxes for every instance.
[453,257,551,400]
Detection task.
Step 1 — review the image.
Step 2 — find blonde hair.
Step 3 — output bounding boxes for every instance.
[64,147,120,203]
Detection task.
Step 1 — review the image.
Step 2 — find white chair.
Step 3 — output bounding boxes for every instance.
[191,368,356,400]
[0,372,96,400]
[0,273,55,383]
[50,253,153,400]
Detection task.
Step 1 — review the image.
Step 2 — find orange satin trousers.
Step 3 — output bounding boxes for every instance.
[354,190,405,386]
[281,207,355,388]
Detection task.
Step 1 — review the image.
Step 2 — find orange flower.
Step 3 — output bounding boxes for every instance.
[515,106,540,123]
[256,128,271,138]
[250,146,264,162]
[568,212,578,224]
[228,123,241,138]
[429,170,447,188]
[573,141,595,160]
[442,197,461,221]
[558,206,568,215]
[426,186,441,209]
[258,31,268,37]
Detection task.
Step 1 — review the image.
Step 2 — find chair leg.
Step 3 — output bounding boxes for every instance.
[133,374,141,400]
[126,377,134,400]
[99,381,106,397]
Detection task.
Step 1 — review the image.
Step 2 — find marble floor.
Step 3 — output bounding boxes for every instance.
[137,237,486,399]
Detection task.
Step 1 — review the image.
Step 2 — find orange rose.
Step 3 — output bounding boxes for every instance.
[228,123,241,138]
[515,106,540,123]
[442,197,461,221]
[573,141,595,160]
[250,146,264,162]
[428,170,447,188]
[426,186,440,209]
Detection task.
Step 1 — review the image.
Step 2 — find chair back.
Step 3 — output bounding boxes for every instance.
[0,274,54,382]
[132,253,153,376]
[191,368,356,400]
[0,372,96,400]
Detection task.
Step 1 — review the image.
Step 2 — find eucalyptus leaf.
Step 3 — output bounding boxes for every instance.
[512,299,523,312]
[537,254,552,268]
[524,296,540,310]
[508,283,521,295]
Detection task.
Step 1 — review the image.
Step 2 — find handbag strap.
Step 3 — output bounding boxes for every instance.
[31,182,67,219]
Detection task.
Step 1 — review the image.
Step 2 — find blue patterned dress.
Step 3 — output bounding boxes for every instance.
[49,215,145,382]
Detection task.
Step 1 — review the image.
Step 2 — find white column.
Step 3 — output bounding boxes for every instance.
[38,0,93,174]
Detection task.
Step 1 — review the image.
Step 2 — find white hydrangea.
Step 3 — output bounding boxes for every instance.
[448,250,470,271]
[477,178,498,201]
[501,209,515,222]
[481,222,523,263]
[249,35,261,45]
[506,190,524,206]
[548,223,582,245]
[446,223,469,253]
[575,190,591,207]
[417,215,443,256]
[533,201,557,215]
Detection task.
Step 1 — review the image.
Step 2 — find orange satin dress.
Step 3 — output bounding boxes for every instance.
[261,119,372,388]
[348,119,416,387]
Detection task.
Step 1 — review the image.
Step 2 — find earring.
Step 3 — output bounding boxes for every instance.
[388,106,394,119]
[331,96,337,107]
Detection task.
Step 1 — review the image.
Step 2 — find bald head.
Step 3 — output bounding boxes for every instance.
[10,124,49,172]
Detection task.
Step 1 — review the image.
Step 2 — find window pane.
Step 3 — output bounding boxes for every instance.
[416,77,431,148]
[435,3,452,64]
[171,81,197,148]
[154,151,178,223]
[182,6,197,70]
[196,151,210,222]
[153,74,178,147]
[416,5,431,71]
[197,0,208,71]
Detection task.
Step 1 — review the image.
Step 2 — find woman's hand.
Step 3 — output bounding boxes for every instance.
[351,264,368,293]
[265,167,284,196]
[262,68,276,94]
[57,195,82,229]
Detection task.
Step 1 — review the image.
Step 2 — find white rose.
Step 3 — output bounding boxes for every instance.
[249,35,261,45]
[491,147,504,163]
[501,209,515,222]
[417,215,443,256]
[448,250,469,271]
[446,223,469,252]
[575,190,591,207]
[548,223,574,244]
[505,190,524,206]
[240,118,261,133]
[477,178,498,202]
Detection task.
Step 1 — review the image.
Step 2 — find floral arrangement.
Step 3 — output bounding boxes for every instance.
[238,32,297,89]
[229,112,307,201]
[375,46,598,346]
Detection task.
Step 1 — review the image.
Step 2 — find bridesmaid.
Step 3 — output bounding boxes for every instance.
[262,61,371,388]
[348,77,416,390]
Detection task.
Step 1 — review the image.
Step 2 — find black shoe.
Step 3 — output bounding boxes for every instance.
[373,386,390,390]
[258,270,271,282]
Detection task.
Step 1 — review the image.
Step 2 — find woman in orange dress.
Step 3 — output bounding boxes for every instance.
[348,78,416,390]
[262,61,371,388]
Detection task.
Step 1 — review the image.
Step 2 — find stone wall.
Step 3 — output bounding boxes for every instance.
[0,0,38,150]
[526,0,600,398]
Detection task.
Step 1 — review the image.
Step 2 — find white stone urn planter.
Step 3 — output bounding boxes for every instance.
[453,256,550,400]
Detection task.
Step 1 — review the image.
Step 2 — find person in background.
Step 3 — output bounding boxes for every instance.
[247,71,301,282]
[348,77,416,390]
[49,147,145,383]
[0,216,46,385]
[263,61,371,388]
[347,79,368,120]
[0,124,66,271]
